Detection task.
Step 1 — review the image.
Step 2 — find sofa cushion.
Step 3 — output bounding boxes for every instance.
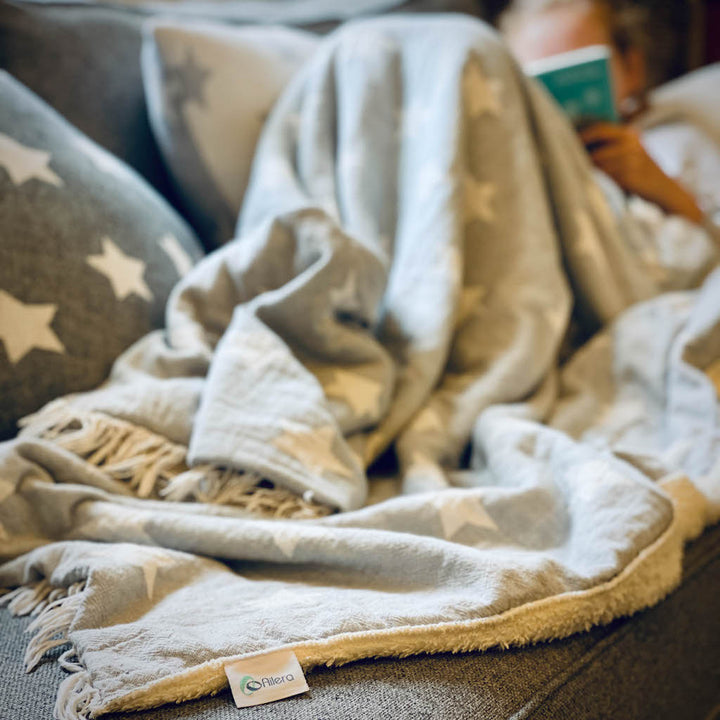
[0,72,203,439]
[142,20,318,248]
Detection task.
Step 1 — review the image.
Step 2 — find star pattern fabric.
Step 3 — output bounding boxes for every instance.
[122,546,178,601]
[0,290,65,364]
[1,20,716,708]
[410,407,444,435]
[324,368,383,418]
[464,175,496,224]
[272,422,353,480]
[463,61,502,119]
[74,506,158,547]
[270,525,334,559]
[160,233,194,277]
[457,284,488,327]
[435,493,498,540]
[86,237,153,302]
[0,70,204,439]
[0,132,63,187]
[163,48,211,117]
[272,527,302,559]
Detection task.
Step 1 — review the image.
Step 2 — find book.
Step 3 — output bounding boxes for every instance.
[524,45,618,126]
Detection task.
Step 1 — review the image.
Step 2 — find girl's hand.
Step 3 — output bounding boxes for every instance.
[579,123,704,225]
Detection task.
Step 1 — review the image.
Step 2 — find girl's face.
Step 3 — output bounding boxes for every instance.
[505,1,645,111]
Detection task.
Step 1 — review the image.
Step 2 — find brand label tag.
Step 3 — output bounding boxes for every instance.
[224,649,308,707]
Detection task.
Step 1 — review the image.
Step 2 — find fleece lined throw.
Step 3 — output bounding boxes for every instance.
[1,15,719,719]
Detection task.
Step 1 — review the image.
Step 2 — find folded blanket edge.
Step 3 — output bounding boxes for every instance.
[0,476,704,719]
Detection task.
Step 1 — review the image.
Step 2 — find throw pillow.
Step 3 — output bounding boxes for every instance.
[0,71,204,439]
[142,20,319,247]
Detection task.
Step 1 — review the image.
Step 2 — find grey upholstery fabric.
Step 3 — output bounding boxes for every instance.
[0,72,203,438]
[2,523,719,720]
[0,0,173,196]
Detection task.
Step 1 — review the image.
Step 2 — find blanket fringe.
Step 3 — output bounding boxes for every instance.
[2,580,99,719]
[19,400,331,520]
[1,579,86,672]
[55,670,96,720]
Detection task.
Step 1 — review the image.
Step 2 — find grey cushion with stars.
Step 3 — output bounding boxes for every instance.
[0,71,204,439]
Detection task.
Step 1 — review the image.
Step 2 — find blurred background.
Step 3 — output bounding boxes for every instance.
[481,0,720,85]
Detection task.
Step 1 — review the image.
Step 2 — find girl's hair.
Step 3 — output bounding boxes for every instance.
[499,0,648,53]
[497,0,675,88]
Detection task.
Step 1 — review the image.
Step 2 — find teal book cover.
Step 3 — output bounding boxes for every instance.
[525,45,618,125]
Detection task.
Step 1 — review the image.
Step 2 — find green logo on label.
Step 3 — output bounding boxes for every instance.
[240,675,262,695]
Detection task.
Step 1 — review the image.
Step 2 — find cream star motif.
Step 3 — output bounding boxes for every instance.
[75,503,158,544]
[271,527,302,559]
[410,407,444,435]
[127,548,177,601]
[0,133,63,187]
[324,368,383,418]
[86,237,153,302]
[0,290,65,364]
[160,233,194,277]
[435,493,498,540]
[271,525,334,560]
[272,422,354,480]
[464,176,496,224]
[457,284,488,327]
[573,209,612,275]
[463,62,502,119]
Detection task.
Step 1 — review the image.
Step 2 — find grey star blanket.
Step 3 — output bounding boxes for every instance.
[2,15,720,719]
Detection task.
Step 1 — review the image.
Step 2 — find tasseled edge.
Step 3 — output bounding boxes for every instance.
[1,580,100,720]
[19,399,331,520]
[55,669,96,720]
